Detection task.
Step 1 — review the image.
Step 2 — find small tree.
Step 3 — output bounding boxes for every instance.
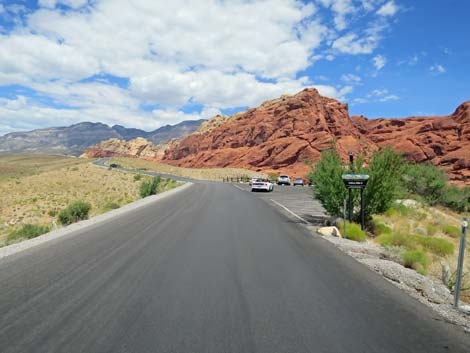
[362,148,405,218]
[308,149,347,217]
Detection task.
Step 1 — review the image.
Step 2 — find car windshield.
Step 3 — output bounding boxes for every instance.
[295,178,303,181]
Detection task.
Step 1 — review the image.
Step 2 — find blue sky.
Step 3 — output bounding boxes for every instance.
[0,0,468,135]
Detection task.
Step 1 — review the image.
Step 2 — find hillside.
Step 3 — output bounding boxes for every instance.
[0,119,205,156]
[82,88,470,184]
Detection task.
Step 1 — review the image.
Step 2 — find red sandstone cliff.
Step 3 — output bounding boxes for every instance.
[82,88,470,184]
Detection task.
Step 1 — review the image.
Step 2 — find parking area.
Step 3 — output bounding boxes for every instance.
[234,183,328,225]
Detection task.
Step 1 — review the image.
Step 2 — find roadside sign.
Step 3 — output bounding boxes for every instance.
[342,174,369,230]
[341,174,369,189]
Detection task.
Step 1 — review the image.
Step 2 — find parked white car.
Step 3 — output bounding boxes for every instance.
[251,178,274,192]
[277,175,291,186]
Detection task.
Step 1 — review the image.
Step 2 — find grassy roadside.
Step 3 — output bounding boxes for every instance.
[0,154,180,247]
[368,201,469,300]
[106,157,266,181]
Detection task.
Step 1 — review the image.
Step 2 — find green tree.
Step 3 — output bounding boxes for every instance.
[308,149,347,217]
[309,147,404,221]
[362,148,405,218]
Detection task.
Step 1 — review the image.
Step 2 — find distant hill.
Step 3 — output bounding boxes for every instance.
[0,120,205,156]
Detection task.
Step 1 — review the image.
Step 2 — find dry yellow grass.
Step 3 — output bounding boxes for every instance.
[0,155,179,246]
[108,157,266,181]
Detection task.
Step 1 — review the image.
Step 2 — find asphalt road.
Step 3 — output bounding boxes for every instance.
[1,182,469,353]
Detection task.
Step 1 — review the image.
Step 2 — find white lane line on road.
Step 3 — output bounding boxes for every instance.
[233,185,246,191]
[270,199,309,224]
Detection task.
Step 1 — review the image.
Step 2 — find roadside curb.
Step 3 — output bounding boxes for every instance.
[0,182,193,261]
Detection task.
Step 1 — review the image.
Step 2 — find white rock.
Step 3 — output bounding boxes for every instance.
[317,226,341,237]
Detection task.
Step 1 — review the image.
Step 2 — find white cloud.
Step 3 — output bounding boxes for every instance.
[372,54,387,70]
[318,0,356,31]
[430,64,446,75]
[377,1,398,16]
[332,32,378,54]
[0,0,401,134]
[341,73,361,84]
[351,88,399,104]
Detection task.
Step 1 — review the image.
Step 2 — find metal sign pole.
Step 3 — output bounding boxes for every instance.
[454,217,468,309]
[360,188,365,230]
[343,199,347,239]
[348,189,352,223]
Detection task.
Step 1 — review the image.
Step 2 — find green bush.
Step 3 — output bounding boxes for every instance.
[442,224,461,238]
[440,185,470,213]
[140,176,161,198]
[416,236,454,256]
[402,250,429,275]
[373,222,392,235]
[8,224,50,242]
[385,203,413,217]
[402,163,447,205]
[58,200,92,225]
[426,224,438,236]
[133,174,142,181]
[344,222,366,242]
[376,232,416,249]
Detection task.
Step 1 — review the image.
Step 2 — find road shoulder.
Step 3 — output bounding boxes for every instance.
[0,182,193,261]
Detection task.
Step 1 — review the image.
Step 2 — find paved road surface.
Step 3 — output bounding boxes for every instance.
[1,182,469,352]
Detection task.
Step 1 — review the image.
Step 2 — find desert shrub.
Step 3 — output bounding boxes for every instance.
[8,224,50,242]
[384,203,413,217]
[308,149,347,217]
[440,185,470,213]
[402,163,447,205]
[426,224,438,236]
[58,200,92,225]
[442,224,461,238]
[416,236,454,256]
[376,232,416,249]
[103,202,120,211]
[373,222,392,235]
[133,174,142,181]
[140,176,161,198]
[446,270,470,294]
[402,250,429,275]
[344,222,366,242]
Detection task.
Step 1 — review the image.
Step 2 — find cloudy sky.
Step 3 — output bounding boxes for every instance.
[0,0,469,135]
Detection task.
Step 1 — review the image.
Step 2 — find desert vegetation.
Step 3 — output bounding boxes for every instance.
[309,147,469,298]
[107,157,266,181]
[0,154,180,246]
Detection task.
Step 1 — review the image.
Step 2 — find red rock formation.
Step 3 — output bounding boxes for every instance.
[82,88,470,184]
[352,101,470,183]
[161,88,377,177]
